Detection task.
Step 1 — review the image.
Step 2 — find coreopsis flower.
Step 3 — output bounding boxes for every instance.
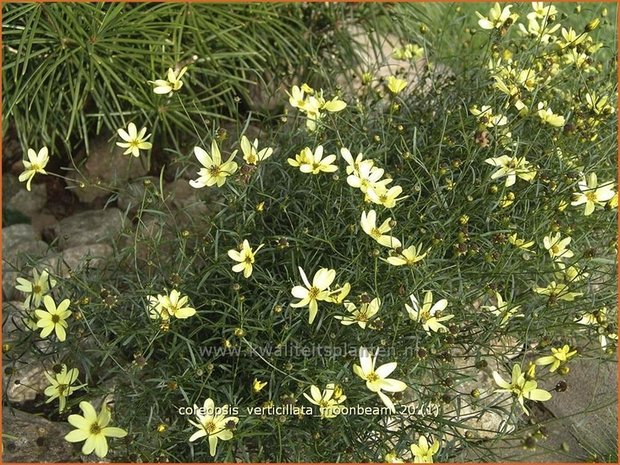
[393,43,424,60]
[44,365,85,413]
[535,345,577,372]
[227,240,264,278]
[288,145,337,174]
[326,282,352,304]
[19,146,49,191]
[508,233,535,250]
[366,184,407,208]
[405,291,454,334]
[585,92,614,115]
[571,173,616,216]
[470,105,508,127]
[252,379,268,393]
[340,147,366,175]
[517,18,560,44]
[527,2,557,21]
[161,290,196,319]
[534,281,583,301]
[64,401,127,458]
[291,267,336,324]
[116,122,152,157]
[151,66,187,95]
[287,85,307,109]
[543,233,574,260]
[240,135,273,165]
[481,291,523,326]
[484,155,537,187]
[492,364,552,415]
[334,298,380,329]
[387,76,407,95]
[286,85,346,131]
[385,452,405,463]
[15,268,57,308]
[360,210,401,248]
[559,27,587,48]
[189,141,238,188]
[554,262,589,284]
[575,307,605,326]
[347,161,390,194]
[411,436,440,463]
[383,244,428,266]
[188,398,239,456]
[303,384,346,419]
[353,346,407,413]
[537,102,565,127]
[35,296,71,342]
[476,3,518,31]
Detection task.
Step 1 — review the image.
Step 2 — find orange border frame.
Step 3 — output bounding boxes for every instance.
[0,1,617,464]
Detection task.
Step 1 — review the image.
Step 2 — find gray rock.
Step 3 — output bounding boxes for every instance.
[61,243,113,273]
[50,208,125,250]
[6,184,47,217]
[2,408,76,462]
[117,176,158,213]
[2,174,22,203]
[67,135,149,203]
[2,225,49,298]
[166,178,209,218]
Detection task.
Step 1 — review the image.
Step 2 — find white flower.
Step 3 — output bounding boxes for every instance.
[19,147,49,191]
[151,67,187,95]
[116,122,152,157]
[405,291,453,334]
[360,210,401,248]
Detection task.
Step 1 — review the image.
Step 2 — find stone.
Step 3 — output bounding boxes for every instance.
[2,173,22,203]
[49,208,125,250]
[5,184,47,218]
[60,243,113,274]
[67,134,149,203]
[117,176,158,213]
[2,225,50,300]
[2,408,78,462]
[30,212,59,238]
[166,178,209,218]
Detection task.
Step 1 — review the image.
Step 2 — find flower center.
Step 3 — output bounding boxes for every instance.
[370,228,381,239]
[205,421,217,434]
[551,244,560,254]
[208,165,221,177]
[33,285,42,294]
[51,314,60,323]
[308,287,320,299]
[90,422,102,435]
[57,383,69,395]
[366,371,379,382]
[585,191,597,202]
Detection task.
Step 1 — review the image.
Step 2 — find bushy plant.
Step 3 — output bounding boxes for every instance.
[4,2,617,463]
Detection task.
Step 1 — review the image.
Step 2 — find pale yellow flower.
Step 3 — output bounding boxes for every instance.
[35,296,71,342]
[571,173,615,216]
[508,233,535,250]
[291,267,336,324]
[151,67,187,95]
[387,76,407,95]
[189,141,238,188]
[405,291,454,334]
[303,384,346,419]
[227,240,264,278]
[534,281,583,301]
[476,3,519,30]
[148,290,196,320]
[492,364,551,415]
[411,436,440,463]
[366,184,407,208]
[481,291,523,326]
[240,135,273,165]
[537,102,565,127]
[44,365,84,413]
[383,244,428,266]
[527,2,557,22]
[334,298,380,329]
[188,398,239,457]
[543,233,574,260]
[535,345,577,372]
[15,268,57,308]
[252,379,268,393]
[64,401,127,458]
[485,155,536,187]
[116,122,152,157]
[353,346,407,413]
[470,105,508,128]
[360,210,401,248]
[288,146,337,174]
[19,146,49,191]
[347,160,390,194]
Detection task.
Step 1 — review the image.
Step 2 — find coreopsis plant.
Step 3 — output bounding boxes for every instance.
[150,66,188,95]
[227,240,264,278]
[15,268,57,308]
[492,364,552,415]
[189,141,238,188]
[44,365,85,412]
[35,296,71,342]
